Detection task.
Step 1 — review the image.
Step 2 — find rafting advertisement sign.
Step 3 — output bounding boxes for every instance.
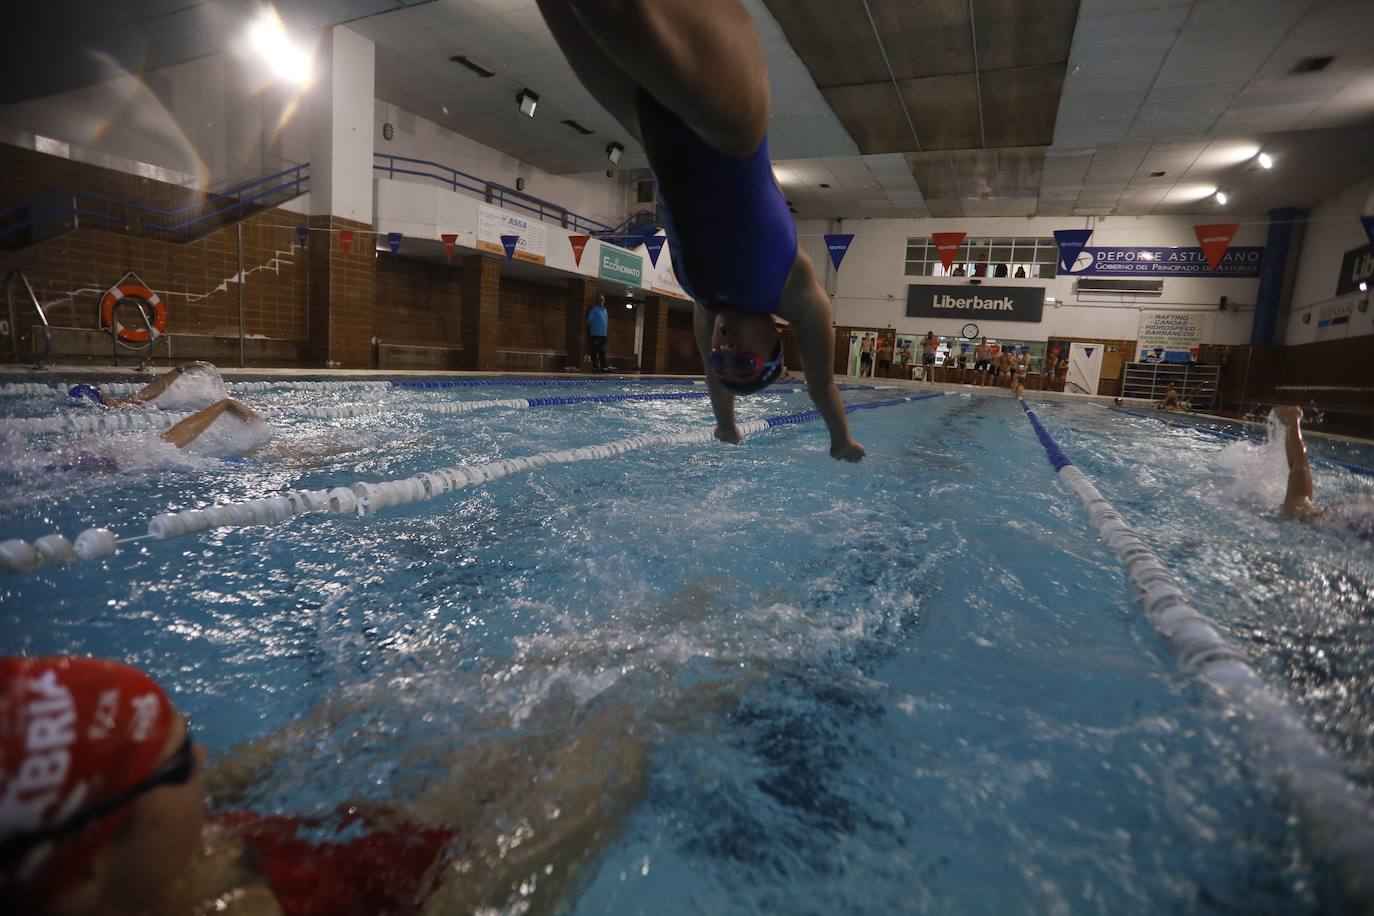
[1136,310,1210,363]
[477,204,546,264]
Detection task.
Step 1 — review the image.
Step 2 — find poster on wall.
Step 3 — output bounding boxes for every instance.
[649,248,690,300]
[476,203,547,264]
[1335,242,1373,297]
[1136,310,1210,363]
[597,243,644,287]
[1066,343,1104,396]
[906,284,1045,322]
[1314,299,1354,340]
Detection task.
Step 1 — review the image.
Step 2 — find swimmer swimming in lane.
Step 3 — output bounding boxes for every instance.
[534,0,864,462]
[1273,405,1373,538]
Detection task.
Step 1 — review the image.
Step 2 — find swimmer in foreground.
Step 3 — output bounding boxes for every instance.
[160,398,264,449]
[0,656,650,916]
[1274,406,1374,538]
[68,361,221,409]
[534,0,864,461]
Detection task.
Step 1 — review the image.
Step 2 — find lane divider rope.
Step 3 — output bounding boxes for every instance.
[1020,398,1374,912]
[0,393,944,574]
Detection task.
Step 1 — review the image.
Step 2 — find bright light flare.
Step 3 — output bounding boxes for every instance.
[1258,152,1273,169]
[248,10,312,86]
[1215,190,1229,205]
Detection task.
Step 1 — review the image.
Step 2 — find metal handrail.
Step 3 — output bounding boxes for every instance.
[0,164,310,244]
[4,269,52,367]
[373,153,619,235]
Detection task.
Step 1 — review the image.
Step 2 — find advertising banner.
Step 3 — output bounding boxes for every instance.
[906,284,1045,323]
[1136,310,1209,363]
[477,203,547,264]
[1336,242,1373,297]
[598,244,643,287]
[1053,229,1093,273]
[1314,299,1354,340]
[1063,245,1262,277]
[931,232,965,270]
[824,234,855,270]
[1066,343,1104,396]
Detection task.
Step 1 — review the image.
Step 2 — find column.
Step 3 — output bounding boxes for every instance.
[460,255,501,370]
[1251,207,1306,346]
[640,295,669,374]
[305,25,376,367]
[564,277,599,371]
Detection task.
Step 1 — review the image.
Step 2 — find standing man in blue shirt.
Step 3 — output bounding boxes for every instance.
[535,0,863,461]
[586,294,609,371]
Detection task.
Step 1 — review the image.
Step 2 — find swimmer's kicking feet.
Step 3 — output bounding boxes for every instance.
[160,399,264,450]
[68,361,220,408]
[534,0,864,462]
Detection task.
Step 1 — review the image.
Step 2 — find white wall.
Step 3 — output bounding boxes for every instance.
[1284,172,1374,345]
[374,101,635,230]
[800,214,1266,345]
[0,52,310,191]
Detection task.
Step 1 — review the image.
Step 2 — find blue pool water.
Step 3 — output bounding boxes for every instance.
[2,379,1372,914]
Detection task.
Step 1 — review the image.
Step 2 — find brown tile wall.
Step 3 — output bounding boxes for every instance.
[373,256,463,346]
[499,278,567,352]
[460,255,502,370]
[0,207,309,344]
[666,308,701,373]
[307,216,376,368]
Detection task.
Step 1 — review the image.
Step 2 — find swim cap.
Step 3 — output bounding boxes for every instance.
[67,385,106,407]
[0,657,173,903]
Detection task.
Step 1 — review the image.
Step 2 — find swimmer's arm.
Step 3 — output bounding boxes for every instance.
[693,303,741,443]
[161,398,261,449]
[778,252,864,463]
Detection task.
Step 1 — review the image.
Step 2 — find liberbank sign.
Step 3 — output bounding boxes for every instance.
[905,284,1044,323]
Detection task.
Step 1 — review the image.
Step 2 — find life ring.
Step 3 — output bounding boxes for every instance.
[100,282,166,343]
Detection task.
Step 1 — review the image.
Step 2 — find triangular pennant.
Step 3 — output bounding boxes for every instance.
[823,233,855,270]
[388,231,403,257]
[1053,229,1094,272]
[500,234,519,261]
[569,234,590,267]
[930,232,965,270]
[644,235,666,267]
[1084,346,1095,358]
[441,233,457,261]
[1194,223,1239,270]
[296,226,309,248]
[339,230,353,254]
[1362,215,1374,249]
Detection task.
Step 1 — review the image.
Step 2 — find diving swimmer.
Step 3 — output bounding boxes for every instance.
[534,0,864,462]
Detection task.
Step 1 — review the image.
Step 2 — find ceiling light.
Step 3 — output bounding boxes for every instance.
[1361,281,1369,292]
[625,302,633,309]
[1258,152,1273,169]
[606,142,623,165]
[516,89,538,117]
[247,10,312,85]
[1215,190,1228,205]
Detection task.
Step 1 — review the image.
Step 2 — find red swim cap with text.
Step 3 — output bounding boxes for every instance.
[0,656,173,902]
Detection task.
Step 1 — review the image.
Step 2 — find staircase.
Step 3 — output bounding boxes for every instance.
[0,163,310,251]
[594,208,661,250]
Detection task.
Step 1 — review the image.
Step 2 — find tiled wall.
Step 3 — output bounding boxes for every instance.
[373,255,463,346]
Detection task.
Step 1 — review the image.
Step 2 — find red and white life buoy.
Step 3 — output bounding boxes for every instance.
[100,281,166,343]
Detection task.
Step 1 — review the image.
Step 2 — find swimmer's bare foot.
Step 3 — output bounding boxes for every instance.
[830,438,865,463]
[1274,405,1302,427]
[714,423,743,445]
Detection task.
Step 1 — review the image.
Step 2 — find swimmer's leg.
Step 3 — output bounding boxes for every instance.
[537,0,769,155]
[161,398,261,449]
[1275,406,1318,519]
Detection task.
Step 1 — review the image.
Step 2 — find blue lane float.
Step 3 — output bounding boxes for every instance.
[1020,398,1374,913]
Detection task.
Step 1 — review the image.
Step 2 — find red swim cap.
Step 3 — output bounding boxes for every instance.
[0,657,173,903]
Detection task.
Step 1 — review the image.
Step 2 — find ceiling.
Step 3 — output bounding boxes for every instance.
[6,0,1374,220]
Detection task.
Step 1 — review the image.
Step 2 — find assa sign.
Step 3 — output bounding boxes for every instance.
[906,284,1045,323]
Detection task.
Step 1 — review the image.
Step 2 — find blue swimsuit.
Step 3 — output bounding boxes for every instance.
[636,90,797,315]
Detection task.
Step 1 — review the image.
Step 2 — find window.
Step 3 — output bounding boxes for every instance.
[903,237,1059,279]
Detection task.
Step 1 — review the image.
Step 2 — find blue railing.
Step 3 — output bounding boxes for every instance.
[0,164,309,246]
[374,152,623,236]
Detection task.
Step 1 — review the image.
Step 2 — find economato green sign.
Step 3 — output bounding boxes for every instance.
[597,245,643,286]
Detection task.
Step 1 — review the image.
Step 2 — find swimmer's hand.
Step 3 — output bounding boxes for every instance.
[714,423,743,445]
[830,437,866,463]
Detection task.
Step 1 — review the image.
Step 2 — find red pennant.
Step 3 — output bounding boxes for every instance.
[1194,223,1239,270]
[931,232,966,271]
[441,233,457,261]
[339,230,354,255]
[569,235,590,267]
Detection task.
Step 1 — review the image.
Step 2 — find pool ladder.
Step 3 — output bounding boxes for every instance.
[3,269,52,369]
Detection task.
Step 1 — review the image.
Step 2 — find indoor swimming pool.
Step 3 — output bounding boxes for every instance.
[2,376,1372,914]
